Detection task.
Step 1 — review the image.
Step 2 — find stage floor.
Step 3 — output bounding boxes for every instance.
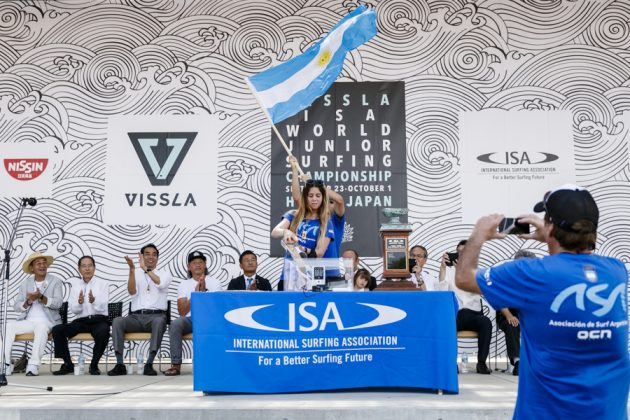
[0,363,626,420]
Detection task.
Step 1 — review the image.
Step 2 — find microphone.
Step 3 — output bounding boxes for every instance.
[21,197,37,206]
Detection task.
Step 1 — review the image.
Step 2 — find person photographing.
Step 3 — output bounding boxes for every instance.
[455,184,629,419]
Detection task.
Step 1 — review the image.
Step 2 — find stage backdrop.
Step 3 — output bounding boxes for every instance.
[0,1,629,362]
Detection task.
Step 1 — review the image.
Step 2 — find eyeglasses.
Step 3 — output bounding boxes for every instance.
[305,179,324,187]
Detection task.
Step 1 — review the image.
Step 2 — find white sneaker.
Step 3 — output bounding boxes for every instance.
[25,364,39,376]
[4,363,12,376]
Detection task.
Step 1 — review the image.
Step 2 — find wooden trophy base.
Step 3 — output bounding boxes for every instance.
[375,278,421,291]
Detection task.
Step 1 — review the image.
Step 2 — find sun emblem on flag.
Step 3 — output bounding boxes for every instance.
[317,50,331,66]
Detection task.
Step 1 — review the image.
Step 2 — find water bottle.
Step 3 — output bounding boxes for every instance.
[461,352,469,374]
[136,353,144,375]
[78,353,85,375]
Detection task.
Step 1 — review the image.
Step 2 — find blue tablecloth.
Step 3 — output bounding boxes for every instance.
[192,291,459,393]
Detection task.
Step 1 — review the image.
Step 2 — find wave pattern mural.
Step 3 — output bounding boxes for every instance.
[1,0,629,361]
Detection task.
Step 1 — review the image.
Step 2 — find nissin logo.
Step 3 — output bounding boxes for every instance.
[225,302,407,332]
[477,151,558,165]
[4,158,48,181]
[550,283,626,317]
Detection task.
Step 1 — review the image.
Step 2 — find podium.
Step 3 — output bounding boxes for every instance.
[283,257,345,291]
[377,208,417,291]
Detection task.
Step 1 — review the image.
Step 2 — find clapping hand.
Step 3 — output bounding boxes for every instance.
[26,290,40,305]
[138,252,147,272]
[88,289,95,304]
[195,278,207,292]
[124,255,135,270]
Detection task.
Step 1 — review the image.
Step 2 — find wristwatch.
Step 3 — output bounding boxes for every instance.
[145,268,153,273]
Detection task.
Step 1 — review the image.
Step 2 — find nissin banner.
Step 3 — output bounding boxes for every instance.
[0,142,55,199]
[192,292,459,394]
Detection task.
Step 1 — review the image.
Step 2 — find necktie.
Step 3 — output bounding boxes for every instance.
[246,277,252,288]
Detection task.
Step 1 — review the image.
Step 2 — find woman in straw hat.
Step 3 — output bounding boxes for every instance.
[1,252,63,376]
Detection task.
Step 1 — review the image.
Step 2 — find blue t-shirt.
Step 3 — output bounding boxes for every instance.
[476,253,629,420]
[321,213,345,277]
[280,211,336,279]
[329,212,346,258]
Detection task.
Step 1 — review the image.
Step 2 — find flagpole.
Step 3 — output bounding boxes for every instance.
[245,78,305,177]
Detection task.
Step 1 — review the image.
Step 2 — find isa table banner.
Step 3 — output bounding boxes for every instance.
[192,291,459,394]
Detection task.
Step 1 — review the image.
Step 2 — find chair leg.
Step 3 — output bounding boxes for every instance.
[493,325,498,371]
[49,341,54,373]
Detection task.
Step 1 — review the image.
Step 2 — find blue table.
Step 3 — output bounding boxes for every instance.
[192,291,459,394]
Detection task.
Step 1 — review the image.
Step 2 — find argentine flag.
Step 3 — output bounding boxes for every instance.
[247,5,377,124]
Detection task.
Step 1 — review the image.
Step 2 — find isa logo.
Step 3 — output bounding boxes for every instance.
[225,301,407,332]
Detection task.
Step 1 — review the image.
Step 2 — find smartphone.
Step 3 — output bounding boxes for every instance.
[409,258,417,272]
[445,252,459,267]
[498,218,530,235]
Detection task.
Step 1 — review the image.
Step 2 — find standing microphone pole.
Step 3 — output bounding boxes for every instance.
[0,197,52,391]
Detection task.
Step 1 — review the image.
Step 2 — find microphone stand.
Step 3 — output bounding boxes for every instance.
[0,198,53,392]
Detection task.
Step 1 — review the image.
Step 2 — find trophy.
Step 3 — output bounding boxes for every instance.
[379,208,412,280]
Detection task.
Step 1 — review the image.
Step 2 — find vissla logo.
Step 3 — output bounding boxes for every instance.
[129,132,196,186]
[477,151,558,165]
[3,158,48,181]
[225,302,407,332]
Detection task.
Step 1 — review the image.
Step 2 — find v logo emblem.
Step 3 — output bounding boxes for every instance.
[128,132,196,186]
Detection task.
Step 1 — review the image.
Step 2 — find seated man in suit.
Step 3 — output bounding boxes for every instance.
[227,250,272,291]
[52,255,110,376]
[164,250,222,376]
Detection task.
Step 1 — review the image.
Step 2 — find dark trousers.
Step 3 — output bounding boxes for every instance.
[52,316,110,367]
[457,308,492,364]
[496,309,520,365]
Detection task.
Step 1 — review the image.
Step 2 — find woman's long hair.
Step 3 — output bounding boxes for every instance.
[353,269,371,289]
[289,182,330,247]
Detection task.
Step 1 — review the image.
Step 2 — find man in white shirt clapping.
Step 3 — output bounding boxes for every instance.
[52,256,110,375]
[164,251,222,376]
[108,243,172,376]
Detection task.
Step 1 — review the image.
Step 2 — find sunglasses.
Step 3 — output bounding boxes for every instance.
[305,179,324,187]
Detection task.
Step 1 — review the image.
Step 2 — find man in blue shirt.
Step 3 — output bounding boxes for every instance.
[455,184,629,419]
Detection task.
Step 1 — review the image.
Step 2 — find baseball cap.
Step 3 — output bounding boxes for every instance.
[187,251,206,263]
[533,184,599,230]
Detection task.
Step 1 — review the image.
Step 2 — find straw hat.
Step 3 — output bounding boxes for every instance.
[22,252,54,274]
